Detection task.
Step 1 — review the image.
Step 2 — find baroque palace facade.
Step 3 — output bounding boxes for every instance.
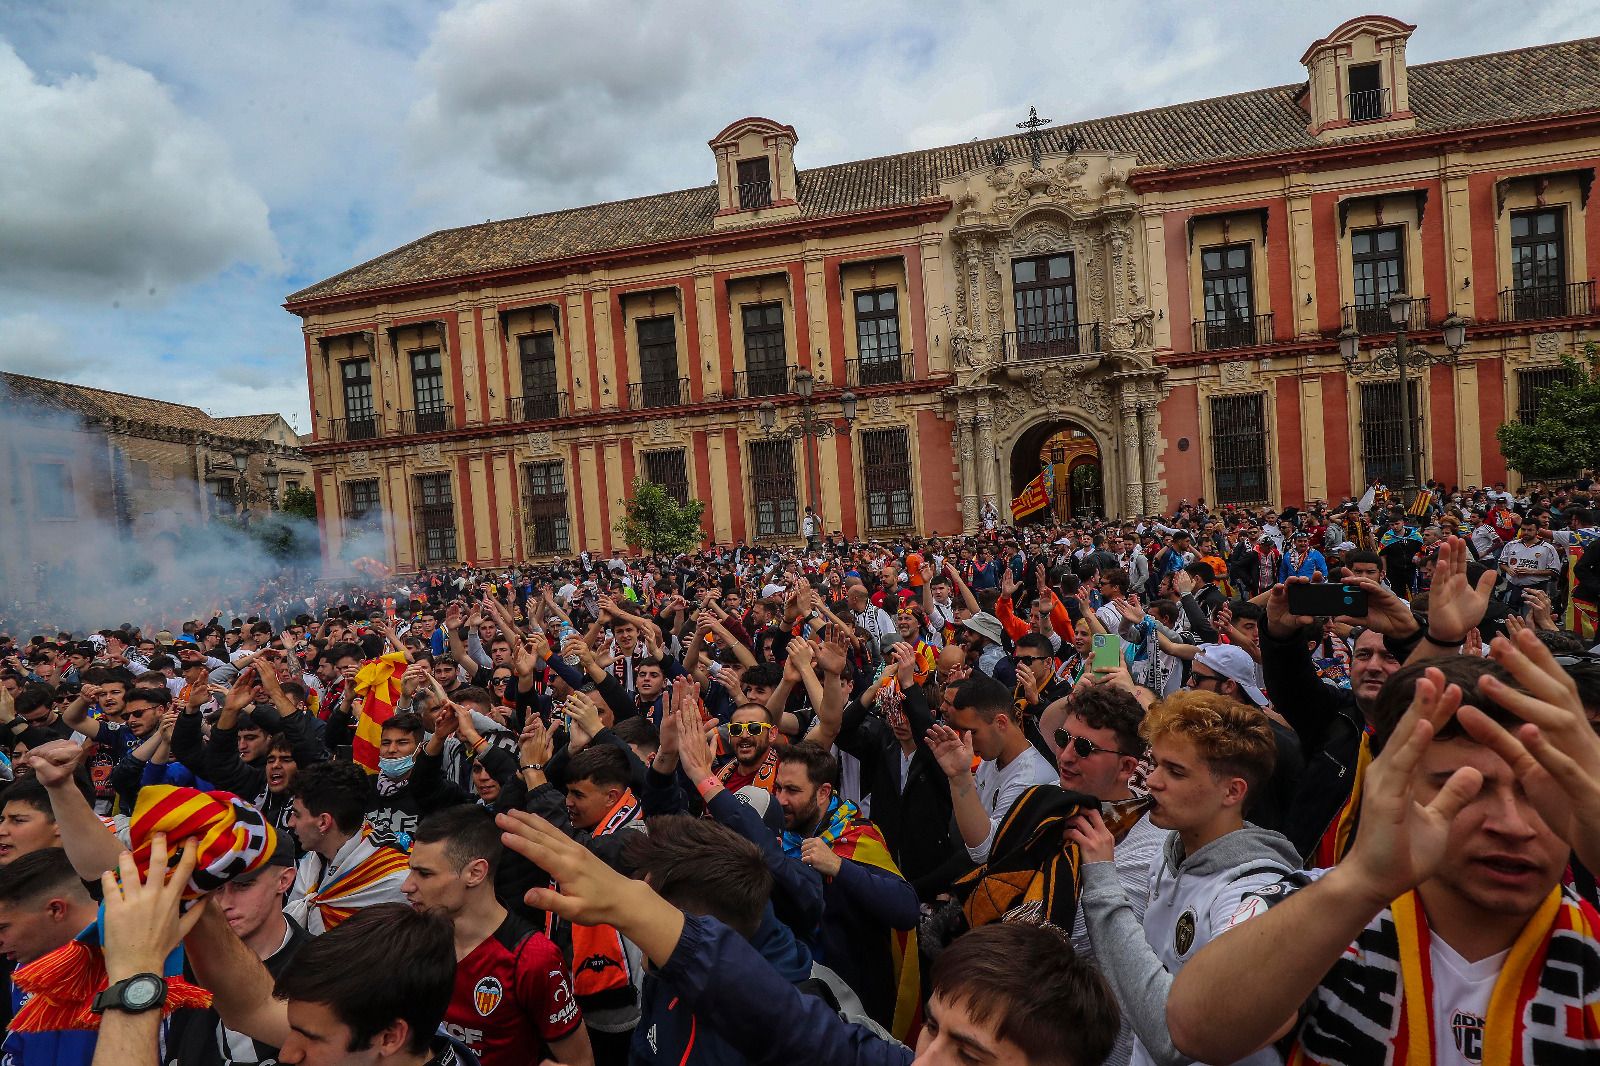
[293,15,1600,569]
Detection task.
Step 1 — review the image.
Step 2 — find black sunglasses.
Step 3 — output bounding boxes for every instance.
[490,676,512,686]
[1054,729,1136,760]
[1014,654,1051,666]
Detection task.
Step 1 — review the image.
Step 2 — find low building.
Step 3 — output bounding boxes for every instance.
[0,371,310,594]
[291,15,1600,569]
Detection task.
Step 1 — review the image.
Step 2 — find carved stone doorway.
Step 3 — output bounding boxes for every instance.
[1009,421,1104,523]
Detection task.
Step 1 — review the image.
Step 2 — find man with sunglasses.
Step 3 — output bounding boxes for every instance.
[720,703,781,793]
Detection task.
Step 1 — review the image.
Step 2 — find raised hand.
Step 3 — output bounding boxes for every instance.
[1265,581,1316,639]
[800,837,842,876]
[676,705,716,780]
[565,689,602,740]
[519,715,554,767]
[1173,569,1195,596]
[926,722,975,779]
[1113,596,1146,625]
[999,567,1018,600]
[26,739,87,790]
[1063,808,1115,864]
[432,701,460,739]
[498,810,641,929]
[1333,577,1417,635]
[1425,536,1497,644]
[100,836,203,982]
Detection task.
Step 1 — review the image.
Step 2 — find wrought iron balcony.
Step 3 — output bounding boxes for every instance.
[628,377,690,410]
[328,416,379,443]
[1341,297,1431,336]
[737,180,772,210]
[506,392,568,423]
[399,405,453,435]
[845,351,913,387]
[1192,313,1276,353]
[733,365,797,399]
[1002,323,1101,362]
[1499,280,1595,323]
[1347,87,1389,123]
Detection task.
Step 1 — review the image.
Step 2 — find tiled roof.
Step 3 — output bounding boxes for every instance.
[0,372,293,443]
[289,36,1600,305]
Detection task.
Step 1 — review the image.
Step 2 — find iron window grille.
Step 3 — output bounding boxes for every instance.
[643,449,690,506]
[521,461,570,555]
[1516,366,1578,425]
[861,428,914,530]
[748,438,799,537]
[341,479,382,522]
[1209,393,1270,506]
[1358,380,1425,488]
[414,472,457,564]
[736,157,772,209]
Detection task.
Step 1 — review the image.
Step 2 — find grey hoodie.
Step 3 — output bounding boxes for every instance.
[1081,823,1301,1066]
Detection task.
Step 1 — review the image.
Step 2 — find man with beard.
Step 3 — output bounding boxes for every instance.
[718,702,780,793]
[776,741,920,1040]
[62,682,168,816]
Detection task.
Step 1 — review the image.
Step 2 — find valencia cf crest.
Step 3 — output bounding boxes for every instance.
[473,976,503,1016]
[1175,909,1197,957]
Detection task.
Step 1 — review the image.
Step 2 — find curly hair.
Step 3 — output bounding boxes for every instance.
[1141,690,1276,798]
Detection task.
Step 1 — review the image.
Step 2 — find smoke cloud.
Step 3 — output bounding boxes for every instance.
[0,378,389,638]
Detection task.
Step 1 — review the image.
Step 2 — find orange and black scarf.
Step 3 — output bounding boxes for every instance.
[718,745,779,792]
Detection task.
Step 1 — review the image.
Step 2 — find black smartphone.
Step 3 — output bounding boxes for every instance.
[1286,582,1369,618]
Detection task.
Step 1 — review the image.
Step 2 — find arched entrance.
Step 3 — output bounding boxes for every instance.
[1008,422,1104,523]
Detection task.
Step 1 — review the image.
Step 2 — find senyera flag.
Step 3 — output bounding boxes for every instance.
[1011,470,1051,522]
[352,651,408,773]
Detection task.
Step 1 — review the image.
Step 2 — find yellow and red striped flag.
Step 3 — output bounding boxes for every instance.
[1011,470,1051,522]
[352,651,408,773]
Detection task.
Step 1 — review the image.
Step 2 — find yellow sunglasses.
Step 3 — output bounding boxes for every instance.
[726,722,773,738]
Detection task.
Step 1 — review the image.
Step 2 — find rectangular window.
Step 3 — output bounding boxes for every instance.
[410,348,447,433]
[854,288,903,384]
[636,316,682,408]
[341,359,377,440]
[861,428,914,530]
[414,472,457,564]
[1011,254,1080,356]
[209,479,237,515]
[521,461,570,555]
[736,157,771,209]
[741,302,788,396]
[748,439,798,537]
[1350,226,1407,333]
[517,332,560,420]
[1509,208,1568,319]
[1201,243,1256,349]
[1347,63,1386,121]
[1516,365,1578,425]
[644,449,690,506]
[1208,394,1270,505]
[31,462,74,519]
[341,479,382,520]
[1358,380,1425,488]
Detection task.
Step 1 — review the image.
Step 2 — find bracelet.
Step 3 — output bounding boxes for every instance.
[519,762,544,773]
[1424,629,1466,646]
[696,775,721,798]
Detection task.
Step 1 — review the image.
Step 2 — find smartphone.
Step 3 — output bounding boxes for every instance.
[1286,582,1369,618]
[1090,633,1123,671]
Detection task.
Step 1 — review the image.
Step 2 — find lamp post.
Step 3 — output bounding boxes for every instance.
[756,367,857,520]
[1338,294,1469,506]
[262,457,280,509]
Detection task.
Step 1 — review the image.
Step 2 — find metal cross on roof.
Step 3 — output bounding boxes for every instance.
[1016,106,1054,169]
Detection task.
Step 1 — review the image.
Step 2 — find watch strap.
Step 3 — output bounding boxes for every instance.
[91,973,168,1014]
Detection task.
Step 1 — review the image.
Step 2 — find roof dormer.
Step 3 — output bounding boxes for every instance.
[1300,15,1417,138]
[710,117,800,228]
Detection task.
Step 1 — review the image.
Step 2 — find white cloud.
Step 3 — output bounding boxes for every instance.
[0,312,89,378]
[0,41,280,303]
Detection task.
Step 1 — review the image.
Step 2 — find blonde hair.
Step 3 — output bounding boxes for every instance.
[1141,690,1276,796]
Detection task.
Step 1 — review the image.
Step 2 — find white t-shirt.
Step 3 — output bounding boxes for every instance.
[1430,939,1504,1066]
[1500,539,1562,586]
[968,746,1058,862]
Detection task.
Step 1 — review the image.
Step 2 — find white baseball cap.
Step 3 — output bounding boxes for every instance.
[1194,643,1268,707]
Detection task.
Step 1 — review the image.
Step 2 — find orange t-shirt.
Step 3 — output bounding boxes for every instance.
[906,553,924,587]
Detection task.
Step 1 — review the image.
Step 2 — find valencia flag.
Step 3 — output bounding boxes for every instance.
[1011,470,1051,522]
[351,651,408,773]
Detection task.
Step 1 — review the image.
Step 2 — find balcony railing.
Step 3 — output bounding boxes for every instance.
[1342,297,1431,336]
[1002,323,1101,362]
[737,180,772,210]
[1193,313,1276,352]
[846,351,913,387]
[733,365,797,399]
[506,392,568,423]
[628,377,690,410]
[1499,280,1595,323]
[328,416,379,443]
[1347,87,1390,123]
[399,405,453,435]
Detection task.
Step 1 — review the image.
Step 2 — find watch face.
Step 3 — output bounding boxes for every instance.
[123,975,165,1010]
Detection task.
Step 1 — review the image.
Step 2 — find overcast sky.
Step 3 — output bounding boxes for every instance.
[2,1,1595,429]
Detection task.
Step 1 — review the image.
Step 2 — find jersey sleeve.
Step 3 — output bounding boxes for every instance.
[519,933,583,1042]
[1220,867,1328,932]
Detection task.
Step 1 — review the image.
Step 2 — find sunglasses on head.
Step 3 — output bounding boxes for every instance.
[1054,729,1136,760]
[726,721,772,738]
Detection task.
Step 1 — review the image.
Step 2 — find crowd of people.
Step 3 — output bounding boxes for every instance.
[1,473,1599,1066]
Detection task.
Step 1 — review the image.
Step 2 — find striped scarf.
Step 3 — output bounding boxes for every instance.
[286,830,409,934]
[782,798,922,1042]
[718,745,779,792]
[1312,731,1371,868]
[1290,886,1600,1064]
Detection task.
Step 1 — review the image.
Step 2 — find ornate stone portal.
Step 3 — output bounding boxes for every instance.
[940,149,1169,528]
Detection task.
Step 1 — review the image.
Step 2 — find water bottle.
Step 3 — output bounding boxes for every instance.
[559,622,581,667]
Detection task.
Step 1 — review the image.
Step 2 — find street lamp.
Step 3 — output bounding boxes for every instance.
[230,446,249,474]
[1340,294,1469,505]
[263,457,280,508]
[755,371,857,522]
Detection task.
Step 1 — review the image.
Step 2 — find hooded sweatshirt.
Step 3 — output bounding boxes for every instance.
[1080,823,1301,1066]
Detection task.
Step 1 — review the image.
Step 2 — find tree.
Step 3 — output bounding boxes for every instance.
[1497,345,1600,480]
[614,477,706,556]
[281,484,318,521]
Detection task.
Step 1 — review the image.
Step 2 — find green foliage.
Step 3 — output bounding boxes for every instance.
[281,484,319,521]
[614,477,706,556]
[1496,344,1600,479]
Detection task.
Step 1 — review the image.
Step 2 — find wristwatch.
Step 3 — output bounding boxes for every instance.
[519,762,545,773]
[92,973,168,1014]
